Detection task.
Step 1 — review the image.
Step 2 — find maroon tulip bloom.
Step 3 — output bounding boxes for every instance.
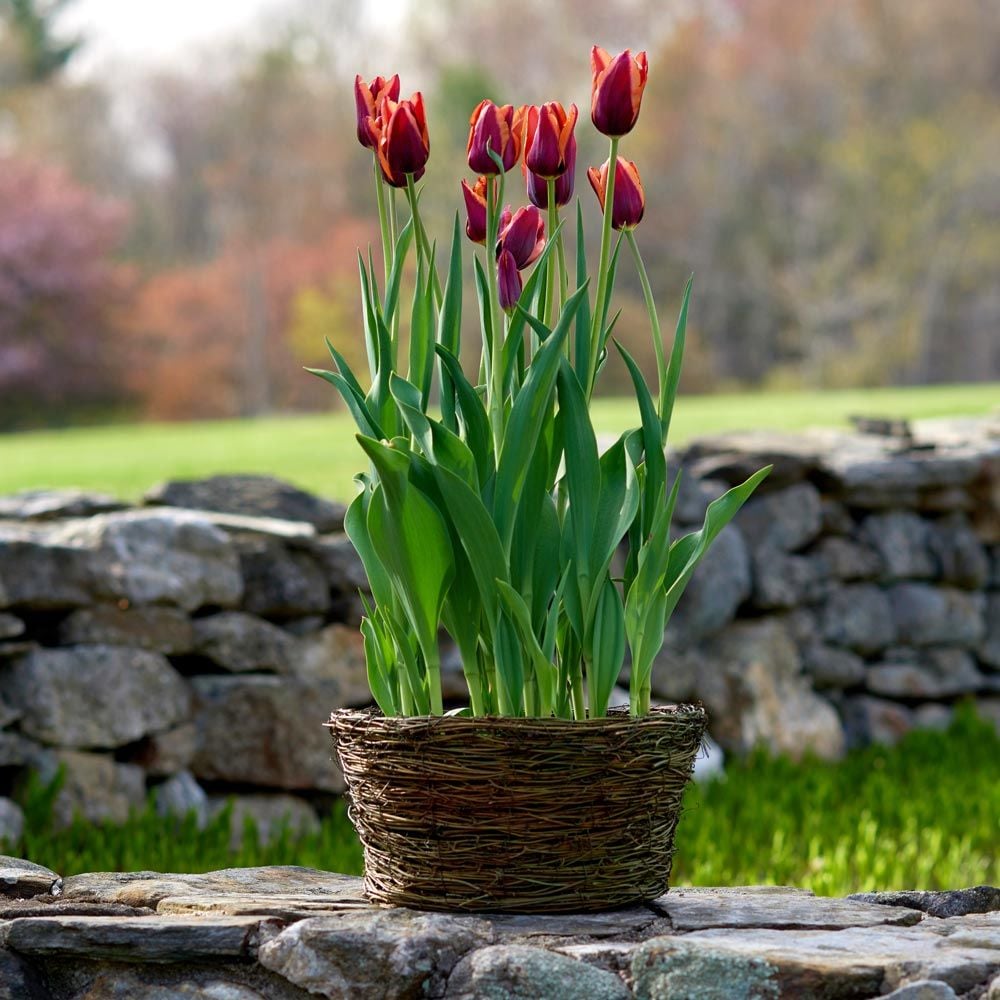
[587,157,645,230]
[371,92,430,187]
[495,205,545,312]
[527,133,576,210]
[590,47,648,138]
[524,102,578,179]
[354,73,400,149]
[467,101,527,175]
[461,176,489,244]
[497,249,522,311]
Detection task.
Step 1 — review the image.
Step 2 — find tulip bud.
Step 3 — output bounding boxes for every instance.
[587,157,645,231]
[497,248,522,312]
[461,177,489,244]
[467,101,527,175]
[372,93,430,187]
[527,134,576,210]
[590,47,648,138]
[524,102,578,180]
[496,205,545,269]
[354,74,400,149]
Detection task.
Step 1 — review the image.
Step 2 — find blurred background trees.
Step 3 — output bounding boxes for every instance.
[1,0,997,428]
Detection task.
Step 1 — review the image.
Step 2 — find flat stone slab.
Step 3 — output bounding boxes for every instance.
[2,866,998,998]
[0,858,61,900]
[0,914,278,962]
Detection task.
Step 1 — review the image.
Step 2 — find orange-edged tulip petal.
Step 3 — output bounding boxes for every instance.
[527,133,576,209]
[354,73,400,149]
[467,100,522,175]
[524,102,578,180]
[587,156,645,230]
[461,176,488,244]
[590,47,648,137]
[497,205,545,269]
[375,92,430,185]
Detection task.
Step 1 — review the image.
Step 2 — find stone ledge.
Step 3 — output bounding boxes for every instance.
[1,858,997,999]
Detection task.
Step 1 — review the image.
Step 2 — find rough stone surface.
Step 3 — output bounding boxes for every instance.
[0,946,43,1000]
[866,648,985,699]
[234,535,330,619]
[57,605,194,654]
[155,771,209,826]
[311,534,369,592]
[32,751,147,827]
[129,723,198,777]
[446,944,631,999]
[0,856,60,898]
[146,474,346,533]
[881,982,958,1000]
[750,547,830,609]
[0,730,41,768]
[0,612,24,639]
[811,536,883,581]
[850,886,1000,919]
[258,909,493,999]
[208,793,320,849]
[190,676,343,792]
[843,695,915,747]
[980,594,1000,671]
[822,583,897,654]
[696,620,845,760]
[0,646,191,748]
[859,510,938,581]
[0,521,99,609]
[930,514,991,589]
[0,489,125,521]
[191,612,298,674]
[800,644,867,689]
[0,798,25,846]
[888,584,986,647]
[736,482,823,554]
[289,624,371,706]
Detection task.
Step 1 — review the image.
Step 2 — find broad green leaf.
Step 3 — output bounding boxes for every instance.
[494,611,525,716]
[324,338,367,398]
[661,276,692,443]
[496,581,558,717]
[360,614,400,716]
[437,215,463,430]
[408,248,436,406]
[473,254,494,361]
[573,200,593,386]
[587,577,625,718]
[384,217,415,324]
[435,345,493,486]
[343,490,392,607]
[305,368,383,440]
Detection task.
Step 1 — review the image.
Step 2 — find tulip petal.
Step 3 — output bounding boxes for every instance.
[497,249,523,311]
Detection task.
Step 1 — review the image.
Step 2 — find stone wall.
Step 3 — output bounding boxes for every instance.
[0,416,998,837]
[2,857,999,999]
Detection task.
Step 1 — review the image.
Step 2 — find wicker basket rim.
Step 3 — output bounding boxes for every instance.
[326,703,706,733]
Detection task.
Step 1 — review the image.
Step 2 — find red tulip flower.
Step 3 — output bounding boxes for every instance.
[495,205,545,310]
[371,93,430,188]
[524,102,578,180]
[354,73,400,149]
[467,101,527,175]
[527,133,576,210]
[590,47,648,138]
[587,157,645,230]
[461,176,489,244]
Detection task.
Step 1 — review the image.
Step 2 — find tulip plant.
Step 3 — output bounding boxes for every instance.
[314,49,769,720]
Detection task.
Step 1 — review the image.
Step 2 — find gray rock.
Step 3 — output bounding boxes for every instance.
[750,546,830,609]
[849,886,1000,919]
[867,649,985,698]
[155,771,208,827]
[810,536,883,581]
[979,594,1000,671]
[0,913,278,961]
[666,460,715,524]
[888,584,985,647]
[652,885,921,931]
[660,524,751,646]
[976,698,1000,735]
[0,613,24,639]
[190,676,343,792]
[32,750,147,827]
[0,946,44,1000]
[208,793,320,849]
[820,498,854,535]
[843,696,914,748]
[0,646,191,749]
[696,620,845,760]
[735,482,823,554]
[157,892,369,919]
[483,908,659,941]
[0,521,98,609]
[192,612,297,674]
[682,428,823,488]
[0,856,60,898]
[0,731,41,767]
[0,693,19,728]
[930,514,990,589]
[0,798,24,846]
[146,474,345,533]
[989,546,1000,588]
[67,972,272,1000]
[913,703,954,731]
[311,533,369,592]
[234,535,330,619]
[52,509,243,611]
[130,722,198,777]
[0,488,125,521]
[60,865,362,908]
[821,583,897,654]
[648,645,702,703]
[859,511,937,581]
[446,944,631,999]
[801,644,866,689]
[990,971,1000,1000]
[57,605,194,654]
[258,909,493,1000]
[881,982,958,1000]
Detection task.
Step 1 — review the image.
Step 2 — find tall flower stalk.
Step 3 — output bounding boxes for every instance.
[313,47,770,721]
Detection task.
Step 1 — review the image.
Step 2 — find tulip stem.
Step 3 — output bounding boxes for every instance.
[555,209,569,311]
[625,229,666,437]
[545,179,557,330]
[404,174,442,305]
[588,135,620,398]
[485,174,504,452]
[373,157,392,296]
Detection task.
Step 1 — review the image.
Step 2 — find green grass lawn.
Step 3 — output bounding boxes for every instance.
[10,707,998,895]
[1,383,996,502]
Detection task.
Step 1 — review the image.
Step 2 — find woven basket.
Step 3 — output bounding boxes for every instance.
[327,704,707,913]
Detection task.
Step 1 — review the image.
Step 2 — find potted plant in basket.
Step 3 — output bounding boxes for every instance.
[315,47,770,913]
